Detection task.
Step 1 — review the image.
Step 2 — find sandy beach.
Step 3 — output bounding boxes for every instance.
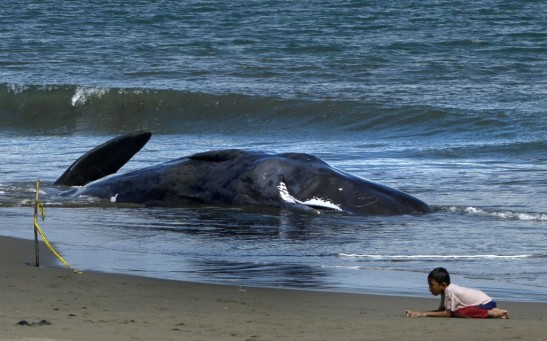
[0,236,545,341]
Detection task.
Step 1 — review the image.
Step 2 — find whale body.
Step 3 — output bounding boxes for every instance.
[55,132,430,215]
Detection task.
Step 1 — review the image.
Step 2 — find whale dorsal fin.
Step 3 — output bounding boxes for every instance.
[54,131,152,186]
[189,149,244,162]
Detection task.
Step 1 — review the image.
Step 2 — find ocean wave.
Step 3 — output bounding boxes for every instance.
[337,253,545,260]
[448,206,547,222]
[0,83,544,145]
[0,83,343,134]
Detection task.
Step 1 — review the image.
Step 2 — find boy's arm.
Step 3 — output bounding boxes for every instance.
[438,292,446,311]
[405,309,453,318]
[405,292,451,317]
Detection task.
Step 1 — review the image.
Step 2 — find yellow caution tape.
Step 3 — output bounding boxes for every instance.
[34,184,82,274]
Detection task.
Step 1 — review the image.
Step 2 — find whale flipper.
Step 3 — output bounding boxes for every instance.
[53,131,151,186]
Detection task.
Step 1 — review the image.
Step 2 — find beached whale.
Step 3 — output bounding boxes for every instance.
[55,131,430,215]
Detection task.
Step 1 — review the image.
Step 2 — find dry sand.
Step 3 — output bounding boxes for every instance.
[0,236,545,341]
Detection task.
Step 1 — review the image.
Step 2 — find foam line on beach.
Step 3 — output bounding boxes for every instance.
[337,253,544,260]
[448,206,547,221]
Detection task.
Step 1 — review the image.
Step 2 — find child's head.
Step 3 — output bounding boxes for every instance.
[428,267,450,285]
[427,267,450,296]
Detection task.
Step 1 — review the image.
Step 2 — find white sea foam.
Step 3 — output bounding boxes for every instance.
[338,253,537,260]
[71,87,108,106]
[450,206,547,221]
[7,83,27,94]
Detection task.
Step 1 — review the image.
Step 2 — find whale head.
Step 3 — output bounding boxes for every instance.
[247,152,431,215]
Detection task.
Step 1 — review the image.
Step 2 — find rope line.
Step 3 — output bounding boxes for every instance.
[34,180,82,274]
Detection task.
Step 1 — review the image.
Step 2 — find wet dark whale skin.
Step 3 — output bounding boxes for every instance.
[63,145,431,215]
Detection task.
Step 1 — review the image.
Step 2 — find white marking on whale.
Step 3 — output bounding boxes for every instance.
[278,181,342,211]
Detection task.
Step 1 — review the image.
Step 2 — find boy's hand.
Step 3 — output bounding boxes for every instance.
[405,310,426,317]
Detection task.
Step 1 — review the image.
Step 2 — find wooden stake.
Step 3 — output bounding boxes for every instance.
[34,179,40,267]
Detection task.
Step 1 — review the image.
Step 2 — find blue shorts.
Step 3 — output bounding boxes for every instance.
[478,301,497,310]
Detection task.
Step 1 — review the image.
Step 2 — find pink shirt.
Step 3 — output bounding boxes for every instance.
[442,284,492,312]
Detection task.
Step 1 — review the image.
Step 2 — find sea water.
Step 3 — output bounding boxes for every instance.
[1,1,545,301]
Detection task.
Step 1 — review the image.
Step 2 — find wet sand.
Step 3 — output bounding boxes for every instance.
[1,236,545,341]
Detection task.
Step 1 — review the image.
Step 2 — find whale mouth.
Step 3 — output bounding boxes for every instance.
[277,181,342,212]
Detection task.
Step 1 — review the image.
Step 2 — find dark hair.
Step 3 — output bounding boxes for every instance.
[428,267,451,285]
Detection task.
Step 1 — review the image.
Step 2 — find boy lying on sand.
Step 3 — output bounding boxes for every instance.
[405,267,510,318]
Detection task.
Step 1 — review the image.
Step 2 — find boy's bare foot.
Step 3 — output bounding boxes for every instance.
[488,308,510,319]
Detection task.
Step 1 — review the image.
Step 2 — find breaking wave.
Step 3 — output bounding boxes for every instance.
[449,206,547,222]
[1,83,543,144]
[338,253,546,260]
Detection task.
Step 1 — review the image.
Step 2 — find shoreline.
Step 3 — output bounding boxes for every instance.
[1,236,546,340]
